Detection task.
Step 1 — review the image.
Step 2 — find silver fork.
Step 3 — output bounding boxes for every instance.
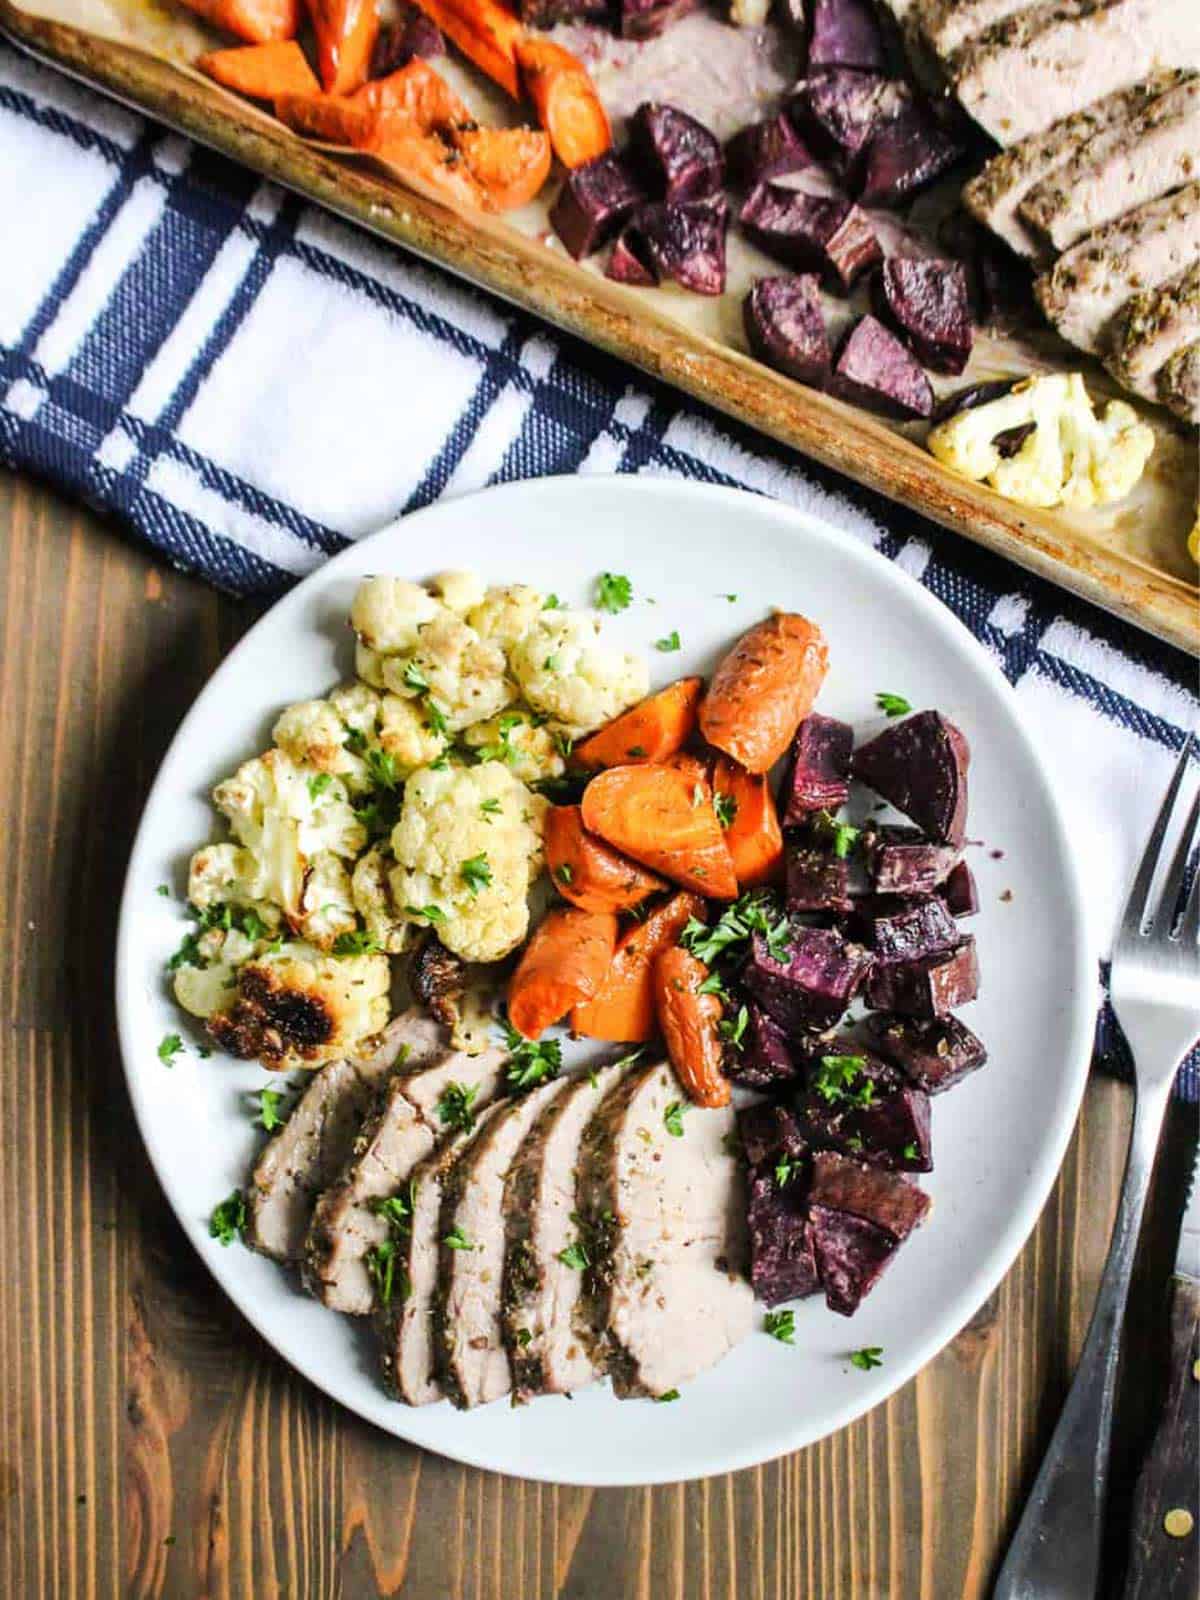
[994,735,1200,1600]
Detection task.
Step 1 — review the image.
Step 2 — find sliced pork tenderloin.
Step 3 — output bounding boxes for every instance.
[1158,340,1200,422]
[1035,182,1200,354]
[433,1078,574,1409]
[949,0,1200,148]
[244,1011,443,1262]
[502,1063,628,1400]
[575,1060,752,1400]
[917,0,1038,59]
[1017,74,1200,254]
[304,1044,507,1313]
[1105,264,1200,402]
[962,72,1188,257]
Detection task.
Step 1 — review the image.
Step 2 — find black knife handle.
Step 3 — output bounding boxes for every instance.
[1123,1276,1199,1600]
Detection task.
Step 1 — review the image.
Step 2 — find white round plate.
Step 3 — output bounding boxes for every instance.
[116,476,1093,1485]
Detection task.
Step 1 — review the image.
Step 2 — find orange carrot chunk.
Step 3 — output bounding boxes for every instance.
[711,754,784,889]
[544,805,666,915]
[653,946,730,1108]
[573,676,703,770]
[306,0,378,94]
[507,906,618,1039]
[571,891,702,1043]
[409,0,523,99]
[274,89,379,145]
[348,56,469,127]
[452,125,551,211]
[199,40,319,98]
[515,37,611,169]
[580,764,738,900]
[699,612,829,774]
[372,129,491,209]
[178,0,300,44]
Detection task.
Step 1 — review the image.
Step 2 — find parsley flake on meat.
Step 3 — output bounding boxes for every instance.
[595,572,633,613]
[663,1101,686,1138]
[850,1346,884,1371]
[500,1020,563,1089]
[444,1225,473,1251]
[655,631,682,653]
[367,1239,405,1306]
[209,1190,246,1247]
[764,1309,796,1344]
[371,1184,417,1234]
[876,693,911,718]
[437,1081,479,1132]
[158,1032,184,1067]
[557,1238,589,1270]
[255,1086,287,1130]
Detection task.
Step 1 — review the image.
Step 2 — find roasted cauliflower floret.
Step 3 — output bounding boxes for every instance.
[509,610,648,737]
[296,852,358,949]
[927,373,1155,510]
[351,847,411,954]
[377,693,449,773]
[206,940,391,1069]
[389,763,546,962]
[273,697,370,790]
[328,680,382,737]
[350,576,441,653]
[186,842,281,928]
[467,584,545,651]
[427,569,486,614]
[173,925,260,1020]
[379,610,512,732]
[461,708,568,784]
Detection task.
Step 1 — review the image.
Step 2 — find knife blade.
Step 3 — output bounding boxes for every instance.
[1122,1140,1199,1600]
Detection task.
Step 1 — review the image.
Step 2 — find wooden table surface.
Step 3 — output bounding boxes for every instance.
[1,467,1195,1600]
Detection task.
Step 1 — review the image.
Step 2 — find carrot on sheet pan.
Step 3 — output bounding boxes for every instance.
[274,88,380,145]
[581,763,738,900]
[571,892,702,1043]
[373,129,493,209]
[198,40,319,98]
[653,946,730,1108]
[350,56,469,126]
[178,0,300,45]
[711,753,784,888]
[699,612,829,774]
[515,37,611,168]
[573,677,703,769]
[507,907,618,1039]
[544,805,665,915]
[408,0,524,98]
[306,0,379,94]
[453,125,551,211]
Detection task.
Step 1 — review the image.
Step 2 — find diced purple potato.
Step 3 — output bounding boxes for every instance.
[725,113,815,190]
[784,713,853,821]
[852,710,970,845]
[856,102,964,208]
[808,1149,931,1240]
[865,934,979,1017]
[370,5,444,72]
[517,0,606,23]
[549,152,644,260]
[746,924,874,1032]
[606,226,657,286]
[796,1078,932,1173]
[863,1010,988,1094]
[807,0,887,70]
[872,258,973,375]
[786,840,852,915]
[832,315,934,420]
[740,186,881,294]
[867,825,960,895]
[747,1166,821,1306]
[630,102,724,203]
[857,893,960,963]
[809,1204,900,1314]
[743,275,832,387]
[932,378,1013,424]
[738,1101,807,1168]
[618,0,697,39]
[937,208,1033,329]
[939,859,979,918]
[636,200,729,296]
[727,1005,805,1089]
[793,69,910,172]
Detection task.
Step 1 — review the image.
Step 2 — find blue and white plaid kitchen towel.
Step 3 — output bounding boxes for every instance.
[1,42,1196,1093]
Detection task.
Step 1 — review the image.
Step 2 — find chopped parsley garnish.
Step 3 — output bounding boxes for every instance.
[500,1020,563,1089]
[363,745,401,792]
[850,1346,884,1371]
[876,693,911,718]
[655,1389,681,1403]
[610,1047,645,1071]
[697,970,727,999]
[474,710,527,765]
[680,889,791,966]
[444,1225,472,1251]
[557,1238,589,1271]
[813,1054,869,1105]
[423,697,450,738]
[555,863,574,885]
[812,810,861,860]
[775,1159,797,1186]
[627,744,647,758]
[255,1086,286,1131]
[515,1326,533,1346]
[402,659,430,694]
[655,631,681,653]
[436,1081,479,1132]
[764,1309,795,1345]
[479,797,502,821]
[664,1101,686,1138]
[902,1141,919,1162]
[551,728,573,760]
[371,1184,417,1235]
[366,1240,404,1307]
[331,929,379,958]
[543,594,563,610]
[719,1005,749,1051]
[460,854,492,896]
[543,653,562,672]
[713,792,738,829]
[595,571,632,613]
[156,883,170,897]
[306,772,335,801]
[158,1033,184,1067]
[209,1190,246,1247]
[404,903,445,924]
[723,593,738,602]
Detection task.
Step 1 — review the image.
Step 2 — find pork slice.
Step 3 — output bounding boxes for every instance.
[303,1044,507,1314]
[917,0,1035,59]
[962,72,1187,257]
[501,1063,628,1399]
[1018,74,1200,254]
[949,0,1200,147]
[433,1078,574,1409]
[1106,263,1200,400]
[244,1011,442,1262]
[1158,339,1200,422]
[1035,182,1200,354]
[575,1061,752,1399]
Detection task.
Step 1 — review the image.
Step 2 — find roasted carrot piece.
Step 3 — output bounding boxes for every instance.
[373,129,491,209]
[178,0,299,45]
[663,751,710,789]
[507,907,618,1040]
[515,37,611,169]
[711,753,784,889]
[451,125,551,210]
[306,0,378,94]
[349,56,469,126]
[573,677,703,770]
[653,947,730,1108]
[544,804,665,915]
[699,612,829,774]
[580,764,738,900]
[571,891,702,1043]
[199,40,319,98]
[274,89,379,144]
[408,0,523,98]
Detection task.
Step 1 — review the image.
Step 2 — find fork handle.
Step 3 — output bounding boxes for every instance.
[994,1076,1173,1600]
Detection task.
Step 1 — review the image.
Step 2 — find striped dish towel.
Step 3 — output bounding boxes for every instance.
[0,42,1196,1095]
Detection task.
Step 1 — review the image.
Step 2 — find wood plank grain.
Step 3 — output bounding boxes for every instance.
[0,468,1189,1599]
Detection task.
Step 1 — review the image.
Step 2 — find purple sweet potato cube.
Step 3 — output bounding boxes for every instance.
[744,275,831,387]
[939,859,979,917]
[517,0,606,22]
[740,186,881,294]
[853,710,970,845]
[747,1166,821,1306]
[857,102,963,207]
[809,1204,899,1314]
[807,0,888,70]
[865,935,979,1017]
[784,713,854,821]
[833,315,934,419]
[856,894,960,963]
[619,0,697,39]
[726,1005,804,1089]
[370,5,444,73]
[725,113,814,190]
[630,102,724,203]
[606,226,657,286]
[786,840,852,915]
[794,69,910,172]
[550,152,644,260]
[636,200,729,295]
[808,1149,931,1239]
[795,1070,932,1173]
[746,924,874,1031]
[738,1101,807,1168]
[873,257,973,375]
[864,1011,988,1093]
[867,825,960,895]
